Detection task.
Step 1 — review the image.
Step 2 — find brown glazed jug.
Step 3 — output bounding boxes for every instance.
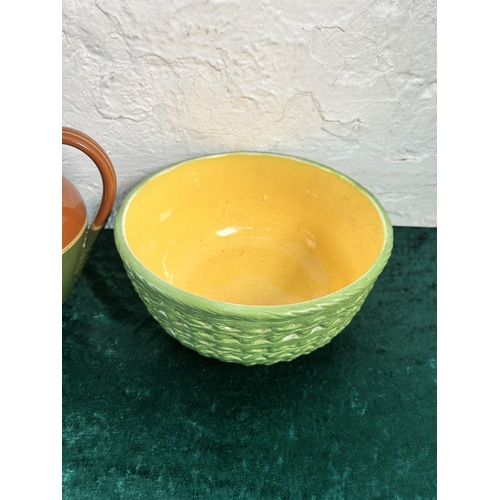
[62,127,117,303]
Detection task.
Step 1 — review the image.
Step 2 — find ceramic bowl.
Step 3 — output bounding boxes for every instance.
[114,153,393,365]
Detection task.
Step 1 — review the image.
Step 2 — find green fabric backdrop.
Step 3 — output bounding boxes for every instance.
[63,227,436,499]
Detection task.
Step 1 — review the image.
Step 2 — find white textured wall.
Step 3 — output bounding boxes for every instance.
[62,0,436,227]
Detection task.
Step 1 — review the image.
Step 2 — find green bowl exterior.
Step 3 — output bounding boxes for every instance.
[114,153,394,366]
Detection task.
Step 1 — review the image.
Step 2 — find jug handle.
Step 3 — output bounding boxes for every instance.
[62,127,117,261]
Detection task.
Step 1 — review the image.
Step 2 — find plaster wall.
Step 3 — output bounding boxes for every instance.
[62,0,436,227]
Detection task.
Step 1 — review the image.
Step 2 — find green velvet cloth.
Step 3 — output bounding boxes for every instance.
[63,227,436,499]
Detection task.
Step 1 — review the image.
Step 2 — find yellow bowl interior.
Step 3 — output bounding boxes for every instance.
[124,154,385,306]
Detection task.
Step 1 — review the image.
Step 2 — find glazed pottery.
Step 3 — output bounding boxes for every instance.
[62,127,117,303]
[114,153,393,365]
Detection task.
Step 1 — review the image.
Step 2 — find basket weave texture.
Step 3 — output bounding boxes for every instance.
[120,237,392,366]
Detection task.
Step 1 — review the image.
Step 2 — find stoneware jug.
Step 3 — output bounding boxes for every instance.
[62,127,117,303]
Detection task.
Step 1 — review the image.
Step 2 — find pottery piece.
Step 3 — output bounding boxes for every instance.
[62,127,117,303]
[114,153,393,365]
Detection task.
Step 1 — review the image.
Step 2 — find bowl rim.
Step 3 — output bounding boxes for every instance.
[114,151,393,316]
